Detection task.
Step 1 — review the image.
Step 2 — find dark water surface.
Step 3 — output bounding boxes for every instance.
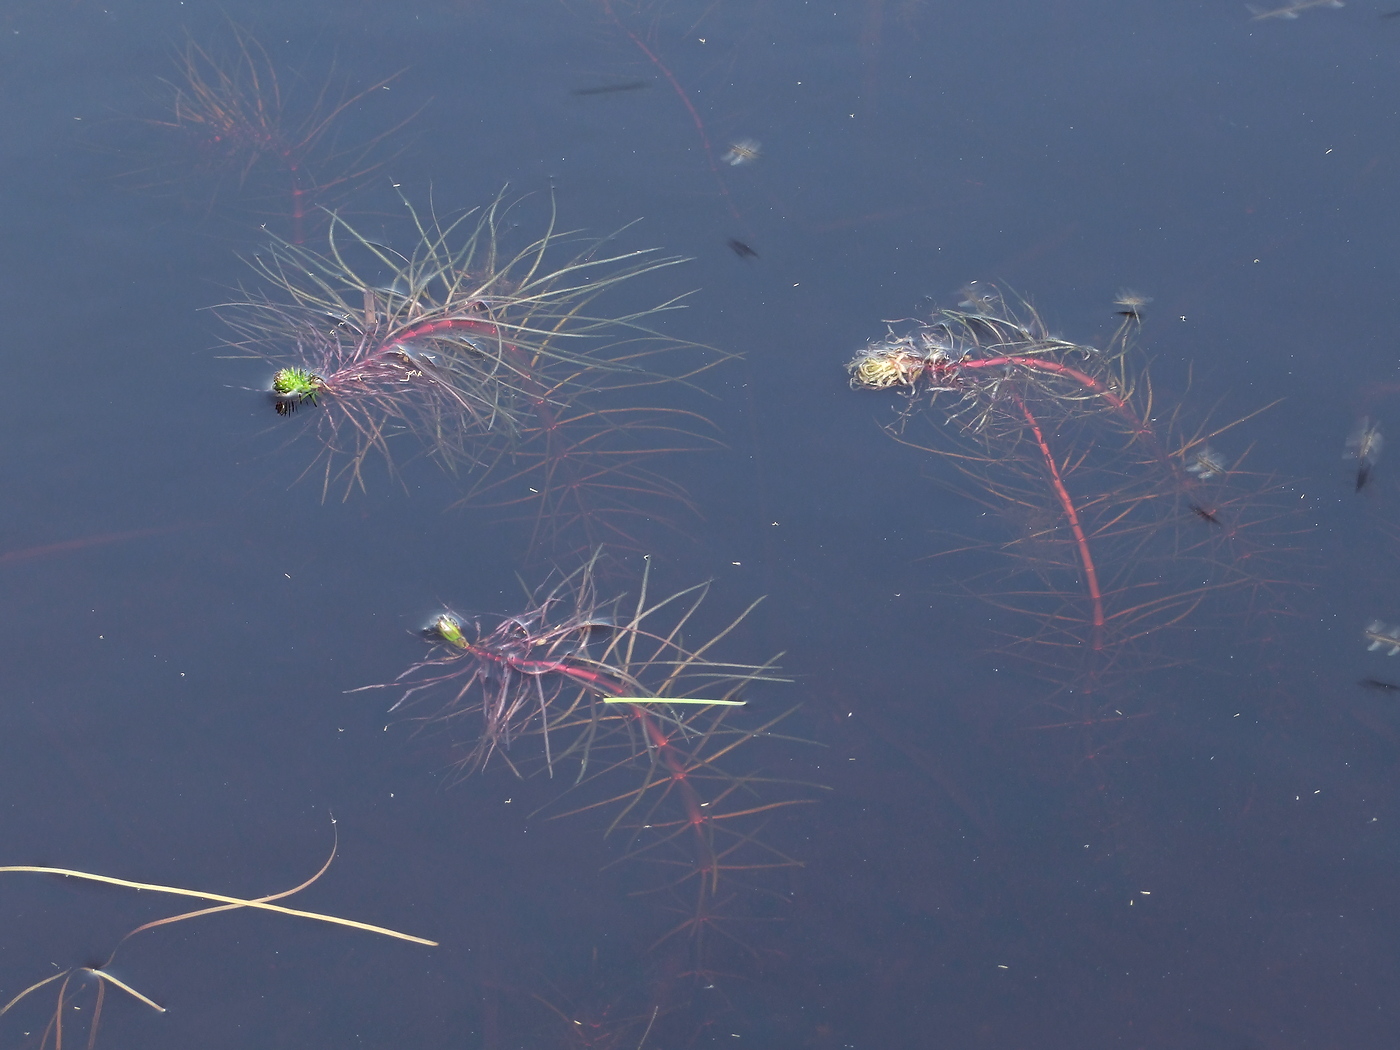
[2,0,1398,1046]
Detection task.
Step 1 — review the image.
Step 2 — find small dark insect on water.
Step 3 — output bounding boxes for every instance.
[1360,678,1400,692]
[727,238,758,259]
[1190,503,1221,526]
[1345,416,1383,491]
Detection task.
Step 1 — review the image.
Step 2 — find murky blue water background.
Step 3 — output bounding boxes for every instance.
[2,0,1398,1046]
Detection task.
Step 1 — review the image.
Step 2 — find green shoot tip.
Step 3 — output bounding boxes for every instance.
[429,614,468,649]
[272,367,324,415]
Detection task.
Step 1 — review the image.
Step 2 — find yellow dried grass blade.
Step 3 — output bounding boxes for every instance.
[0,971,66,1018]
[0,866,437,947]
[602,696,745,706]
[89,969,165,1012]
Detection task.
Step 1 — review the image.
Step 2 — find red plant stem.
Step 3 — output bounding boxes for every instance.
[380,315,567,442]
[510,656,616,691]
[497,647,718,889]
[390,316,498,344]
[957,353,1184,484]
[637,706,710,838]
[382,317,552,433]
[1017,398,1106,652]
[960,355,1136,423]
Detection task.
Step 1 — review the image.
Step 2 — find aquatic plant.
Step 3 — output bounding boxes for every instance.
[848,286,1299,699]
[358,552,817,972]
[130,21,413,243]
[217,192,723,550]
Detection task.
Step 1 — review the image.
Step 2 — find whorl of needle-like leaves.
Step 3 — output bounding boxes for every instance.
[361,552,787,780]
[848,288,1297,697]
[355,552,819,968]
[849,290,1148,443]
[215,191,715,501]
